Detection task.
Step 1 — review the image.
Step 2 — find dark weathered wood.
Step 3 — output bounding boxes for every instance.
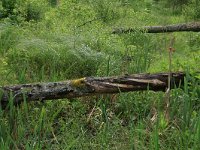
[112,22,200,34]
[0,72,185,107]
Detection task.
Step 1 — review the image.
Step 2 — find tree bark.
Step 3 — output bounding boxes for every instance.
[112,22,200,34]
[0,72,185,107]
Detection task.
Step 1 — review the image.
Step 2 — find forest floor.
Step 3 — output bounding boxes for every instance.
[0,0,200,149]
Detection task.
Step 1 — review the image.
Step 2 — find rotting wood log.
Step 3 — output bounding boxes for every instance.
[112,22,200,34]
[0,72,185,107]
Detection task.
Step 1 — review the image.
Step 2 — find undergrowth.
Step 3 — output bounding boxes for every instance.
[0,0,200,149]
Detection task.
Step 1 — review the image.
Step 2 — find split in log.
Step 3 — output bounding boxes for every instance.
[0,72,185,107]
[112,22,200,34]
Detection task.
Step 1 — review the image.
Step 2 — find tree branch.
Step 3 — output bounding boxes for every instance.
[0,72,185,107]
[112,22,200,34]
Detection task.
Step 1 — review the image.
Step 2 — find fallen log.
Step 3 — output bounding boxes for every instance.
[0,72,185,107]
[112,22,200,34]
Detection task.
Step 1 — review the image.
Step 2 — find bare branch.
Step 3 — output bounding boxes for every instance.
[0,72,185,107]
[112,22,200,34]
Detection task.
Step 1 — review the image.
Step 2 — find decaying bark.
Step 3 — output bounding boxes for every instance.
[112,22,200,34]
[0,72,185,106]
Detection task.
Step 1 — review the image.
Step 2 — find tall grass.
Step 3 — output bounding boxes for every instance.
[0,0,200,149]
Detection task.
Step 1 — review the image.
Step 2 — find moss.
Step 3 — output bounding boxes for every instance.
[70,77,86,87]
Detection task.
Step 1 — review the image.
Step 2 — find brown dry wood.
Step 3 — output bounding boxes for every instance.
[112,22,200,34]
[0,72,185,106]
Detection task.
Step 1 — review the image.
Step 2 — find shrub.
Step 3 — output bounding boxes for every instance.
[183,0,200,21]
[90,0,122,23]
[48,0,59,7]
[1,0,49,23]
[1,0,16,17]
[21,0,49,22]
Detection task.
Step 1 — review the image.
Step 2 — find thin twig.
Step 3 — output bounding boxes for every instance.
[76,17,105,28]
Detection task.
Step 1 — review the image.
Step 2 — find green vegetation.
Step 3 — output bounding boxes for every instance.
[0,0,200,149]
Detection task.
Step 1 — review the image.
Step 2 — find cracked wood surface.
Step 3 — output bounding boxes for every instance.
[0,72,185,106]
